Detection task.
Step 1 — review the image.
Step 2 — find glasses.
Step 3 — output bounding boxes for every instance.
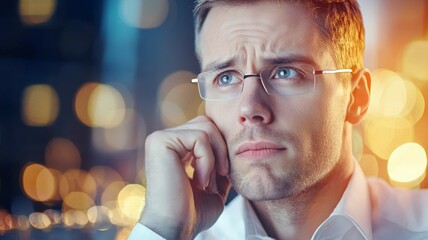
[191,63,352,101]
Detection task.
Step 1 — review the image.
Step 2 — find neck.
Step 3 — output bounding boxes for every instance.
[250,125,355,240]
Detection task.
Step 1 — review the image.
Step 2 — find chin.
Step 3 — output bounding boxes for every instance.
[229,166,298,201]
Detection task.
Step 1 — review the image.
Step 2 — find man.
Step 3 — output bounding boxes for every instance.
[129,0,428,239]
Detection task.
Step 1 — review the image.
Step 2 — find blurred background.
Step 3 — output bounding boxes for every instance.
[0,0,427,239]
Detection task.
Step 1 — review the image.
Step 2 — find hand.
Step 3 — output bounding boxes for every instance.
[140,116,231,239]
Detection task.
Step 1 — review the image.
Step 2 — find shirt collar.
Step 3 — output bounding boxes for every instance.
[313,160,373,240]
[242,197,274,240]
[240,160,373,240]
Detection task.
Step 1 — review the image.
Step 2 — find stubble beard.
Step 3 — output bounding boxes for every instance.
[227,127,340,202]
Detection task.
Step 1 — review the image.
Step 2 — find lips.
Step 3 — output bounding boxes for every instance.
[235,141,286,158]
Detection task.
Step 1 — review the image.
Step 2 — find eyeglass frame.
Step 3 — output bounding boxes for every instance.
[191,64,353,101]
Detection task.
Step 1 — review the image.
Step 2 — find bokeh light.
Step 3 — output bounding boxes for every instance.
[158,71,201,127]
[367,69,425,125]
[43,209,61,225]
[101,181,126,207]
[364,117,414,160]
[402,40,428,81]
[388,142,427,189]
[62,210,89,229]
[120,0,169,29]
[22,84,59,126]
[90,166,124,189]
[0,210,13,232]
[21,163,56,202]
[359,154,379,177]
[63,192,95,211]
[87,206,111,231]
[109,207,131,227]
[45,138,81,171]
[16,215,30,231]
[19,0,56,25]
[59,169,97,200]
[28,212,51,230]
[116,226,133,240]
[74,83,126,128]
[116,184,145,223]
[92,109,146,152]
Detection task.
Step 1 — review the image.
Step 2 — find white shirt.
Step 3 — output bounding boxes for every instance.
[128,163,428,240]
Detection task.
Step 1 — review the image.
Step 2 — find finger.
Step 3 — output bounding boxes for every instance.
[216,174,231,202]
[206,167,218,194]
[187,116,229,176]
[183,130,215,188]
[151,129,215,189]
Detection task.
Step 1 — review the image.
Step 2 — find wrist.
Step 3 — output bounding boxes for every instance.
[140,209,196,240]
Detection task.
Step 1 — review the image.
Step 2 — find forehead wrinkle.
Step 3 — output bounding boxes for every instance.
[222,22,271,46]
[221,22,273,69]
[199,2,334,72]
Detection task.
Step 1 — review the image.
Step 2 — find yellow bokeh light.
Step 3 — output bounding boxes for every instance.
[19,0,56,25]
[75,82,98,126]
[158,71,201,127]
[402,40,428,81]
[43,209,61,225]
[364,117,414,160]
[116,226,133,240]
[388,142,427,189]
[22,84,59,126]
[59,169,97,200]
[367,69,425,125]
[92,109,146,152]
[75,83,126,128]
[45,138,81,171]
[21,163,56,202]
[101,181,126,206]
[117,184,145,223]
[89,166,124,189]
[109,207,131,226]
[120,0,169,29]
[62,210,88,229]
[89,84,126,128]
[28,212,51,230]
[359,154,379,177]
[87,206,111,231]
[368,69,406,117]
[63,192,95,211]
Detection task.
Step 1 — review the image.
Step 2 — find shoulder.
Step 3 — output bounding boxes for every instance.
[367,177,428,237]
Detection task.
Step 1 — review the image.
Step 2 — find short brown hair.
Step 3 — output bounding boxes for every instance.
[193,0,365,70]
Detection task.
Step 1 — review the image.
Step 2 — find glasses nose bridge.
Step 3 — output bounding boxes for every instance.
[241,72,270,96]
[242,73,261,80]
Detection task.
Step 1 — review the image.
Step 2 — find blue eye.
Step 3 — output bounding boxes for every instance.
[215,71,240,86]
[274,67,298,79]
[220,73,233,85]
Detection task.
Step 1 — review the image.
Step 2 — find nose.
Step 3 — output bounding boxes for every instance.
[238,75,273,125]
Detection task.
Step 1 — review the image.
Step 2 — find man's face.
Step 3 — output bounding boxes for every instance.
[200,1,350,200]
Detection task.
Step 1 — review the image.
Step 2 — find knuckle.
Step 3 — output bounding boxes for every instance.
[145,130,165,145]
[195,130,210,143]
[194,115,209,122]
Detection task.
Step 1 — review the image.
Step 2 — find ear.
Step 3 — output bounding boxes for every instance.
[346,68,371,124]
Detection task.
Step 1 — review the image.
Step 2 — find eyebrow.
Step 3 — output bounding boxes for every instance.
[262,54,318,68]
[202,57,237,72]
[201,54,319,72]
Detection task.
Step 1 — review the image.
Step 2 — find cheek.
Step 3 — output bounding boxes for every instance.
[205,103,234,133]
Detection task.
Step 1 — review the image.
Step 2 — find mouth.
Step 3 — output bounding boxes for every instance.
[235,141,287,160]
